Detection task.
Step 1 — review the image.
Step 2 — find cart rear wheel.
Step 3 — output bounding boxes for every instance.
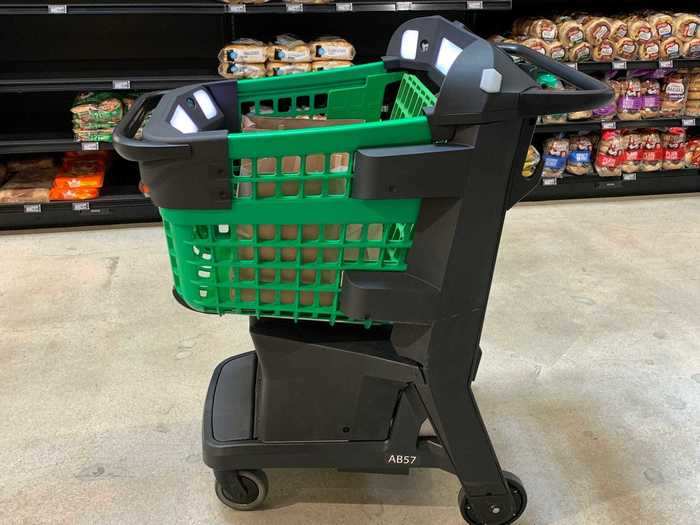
[215,469,268,511]
[458,471,526,524]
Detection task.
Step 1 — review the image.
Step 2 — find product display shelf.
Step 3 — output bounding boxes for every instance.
[569,58,700,73]
[0,132,115,155]
[535,117,699,134]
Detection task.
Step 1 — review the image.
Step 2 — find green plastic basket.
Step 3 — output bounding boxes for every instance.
[161,63,437,323]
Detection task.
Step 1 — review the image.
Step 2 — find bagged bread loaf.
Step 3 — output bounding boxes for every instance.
[638,39,661,60]
[580,16,612,44]
[592,40,615,62]
[621,131,643,173]
[270,35,312,63]
[518,36,547,55]
[617,77,643,120]
[682,37,700,58]
[595,130,624,177]
[266,62,312,76]
[309,37,355,61]
[542,137,569,177]
[592,79,619,121]
[566,135,594,175]
[660,71,688,117]
[614,38,637,60]
[544,41,567,61]
[673,13,700,42]
[609,19,628,42]
[218,39,269,63]
[557,19,585,47]
[660,36,683,60]
[685,71,700,116]
[641,77,662,118]
[218,62,266,79]
[627,16,654,42]
[661,127,687,170]
[648,13,674,40]
[528,18,558,41]
[522,145,541,178]
[567,41,593,62]
[0,187,50,204]
[639,129,663,171]
[684,138,700,167]
[311,61,352,71]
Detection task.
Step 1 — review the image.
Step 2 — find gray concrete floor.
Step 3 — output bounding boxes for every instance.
[1,195,699,525]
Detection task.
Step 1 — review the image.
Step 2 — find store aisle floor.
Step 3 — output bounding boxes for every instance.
[1,195,699,525]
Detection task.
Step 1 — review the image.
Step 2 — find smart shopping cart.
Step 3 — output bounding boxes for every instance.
[113,16,610,524]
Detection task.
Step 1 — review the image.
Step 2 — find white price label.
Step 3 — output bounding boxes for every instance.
[81,141,99,151]
[396,2,411,10]
[542,178,558,186]
[24,204,42,213]
[72,202,90,211]
[227,4,246,12]
[48,4,67,14]
[112,79,131,90]
[601,121,617,130]
[566,62,578,70]
[336,2,352,11]
[467,0,484,8]
[623,173,637,181]
[286,3,303,12]
[612,61,627,70]
[682,118,696,127]
[659,60,674,69]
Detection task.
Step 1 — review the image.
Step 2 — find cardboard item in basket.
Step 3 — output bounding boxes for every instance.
[266,62,312,76]
[309,37,356,62]
[218,62,266,80]
[218,39,270,63]
[312,61,353,72]
[0,187,50,204]
[269,35,312,63]
[2,167,56,189]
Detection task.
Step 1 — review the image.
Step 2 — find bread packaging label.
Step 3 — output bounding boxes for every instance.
[218,62,266,79]
[641,133,663,162]
[542,137,569,177]
[310,38,356,61]
[566,136,594,175]
[595,130,624,176]
[662,128,687,168]
[218,40,269,63]
[266,62,312,76]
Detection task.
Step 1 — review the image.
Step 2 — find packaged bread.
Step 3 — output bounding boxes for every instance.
[522,145,541,178]
[269,35,312,63]
[639,129,663,171]
[609,19,628,42]
[567,41,593,62]
[0,187,50,204]
[660,37,683,60]
[566,134,594,175]
[580,16,612,44]
[682,37,700,58]
[621,131,643,173]
[648,13,674,40]
[685,73,700,115]
[218,62,266,79]
[613,38,637,61]
[641,77,662,118]
[6,157,54,173]
[557,19,585,47]
[266,62,312,76]
[2,168,56,189]
[309,37,355,61]
[592,79,619,121]
[627,16,654,42]
[542,136,569,177]
[512,17,534,36]
[544,41,567,61]
[660,71,688,117]
[518,37,547,55]
[311,61,352,72]
[673,13,700,42]
[661,127,687,170]
[595,130,624,177]
[592,40,615,62]
[218,39,269,63]
[638,39,660,60]
[528,18,557,42]
[617,77,642,120]
[684,137,700,167]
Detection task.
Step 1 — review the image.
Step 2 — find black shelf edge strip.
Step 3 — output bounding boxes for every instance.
[535,117,698,134]
[569,58,700,73]
[0,75,222,94]
[0,137,114,155]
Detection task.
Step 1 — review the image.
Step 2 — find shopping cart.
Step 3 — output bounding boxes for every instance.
[114,16,610,525]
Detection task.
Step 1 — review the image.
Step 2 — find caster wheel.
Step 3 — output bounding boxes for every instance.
[458,471,527,525]
[215,469,268,511]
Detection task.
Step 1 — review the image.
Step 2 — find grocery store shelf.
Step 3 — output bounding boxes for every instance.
[569,58,700,73]
[523,169,700,201]
[0,186,160,230]
[535,117,698,134]
[0,0,511,15]
[0,133,114,155]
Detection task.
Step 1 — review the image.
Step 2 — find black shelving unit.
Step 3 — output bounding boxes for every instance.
[0,133,114,154]
[535,117,698,134]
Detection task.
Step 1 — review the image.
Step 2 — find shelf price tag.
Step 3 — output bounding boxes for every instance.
[601,121,617,130]
[48,4,67,14]
[467,1,484,9]
[682,117,696,127]
[542,178,558,186]
[612,61,627,70]
[112,80,131,90]
[227,4,246,12]
[396,2,411,10]
[72,202,90,212]
[24,204,42,213]
[336,2,353,11]
[622,173,637,181]
[81,141,99,151]
[286,3,303,12]
[659,60,674,69]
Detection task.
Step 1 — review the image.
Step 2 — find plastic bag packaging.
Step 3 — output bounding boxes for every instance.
[648,13,673,40]
[682,37,700,58]
[544,41,567,61]
[528,18,558,42]
[592,40,615,62]
[660,71,688,117]
[641,77,662,119]
[53,160,105,189]
[542,136,569,177]
[621,130,643,173]
[49,187,99,201]
[592,79,619,121]
[579,16,612,44]
[71,92,124,125]
[638,129,663,172]
[309,37,356,61]
[673,13,700,42]
[0,187,50,204]
[557,19,585,47]
[660,37,683,60]
[522,145,541,178]
[638,39,660,60]
[269,35,312,63]
[537,72,567,124]
[614,38,638,61]
[566,135,594,175]
[685,71,700,116]
[218,39,270,63]
[218,62,266,79]
[661,127,687,170]
[617,77,642,120]
[627,16,654,43]
[609,19,628,42]
[594,130,624,177]
[2,168,56,189]
[266,62,312,76]
[517,36,547,55]
[684,138,700,167]
[567,42,593,62]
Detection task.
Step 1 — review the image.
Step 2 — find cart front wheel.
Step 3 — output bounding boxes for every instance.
[458,471,527,525]
[215,469,268,511]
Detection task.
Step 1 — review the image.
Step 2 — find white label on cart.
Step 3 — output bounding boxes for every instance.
[623,173,637,181]
[542,178,558,186]
[601,121,617,130]
[612,61,627,70]
[467,1,484,9]
[386,454,417,465]
[336,2,353,11]
[396,2,411,10]
[659,60,674,69]
[227,4,246,13]
[81,141,99,151]
[24,204,42,213]
[72,202,90,211]
[112,80,131,90]
[48,4,67,14]
[566,62,578,70]
[286,3,303,12]
[682,118,696,127]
